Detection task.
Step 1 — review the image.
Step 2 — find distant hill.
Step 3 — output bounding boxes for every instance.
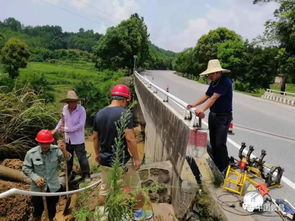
[0,17,176,69]
[0,17,101,52]
[147,44,176,69]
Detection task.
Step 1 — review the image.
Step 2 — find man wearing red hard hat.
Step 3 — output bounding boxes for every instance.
[22,130,71,221]
[93,84,152,220]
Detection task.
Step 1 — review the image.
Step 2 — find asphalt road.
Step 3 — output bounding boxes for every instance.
[141,70,295,207]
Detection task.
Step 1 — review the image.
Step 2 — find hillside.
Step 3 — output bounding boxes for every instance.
[0,17,176,69]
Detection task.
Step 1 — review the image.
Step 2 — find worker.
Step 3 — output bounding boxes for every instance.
[52,90,90,181]
[22,129,71,221]
[93,84,152,220]
[187,59,233,173]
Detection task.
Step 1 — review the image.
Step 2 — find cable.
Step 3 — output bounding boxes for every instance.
[36,0,106,26]
[216,192,285,220]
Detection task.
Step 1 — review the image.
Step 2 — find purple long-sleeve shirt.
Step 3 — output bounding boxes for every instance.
[55,104,86,144]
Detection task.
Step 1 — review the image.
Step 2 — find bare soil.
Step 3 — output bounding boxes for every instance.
[0,180,32,221]
[1,159,23,170]
[0,159,32,221]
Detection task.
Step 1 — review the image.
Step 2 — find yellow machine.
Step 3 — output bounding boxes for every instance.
[223,143,284,195]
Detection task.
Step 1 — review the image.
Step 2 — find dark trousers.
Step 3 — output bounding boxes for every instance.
[208,112,232,172]
[66,142,90,177]
[31,186,62,219]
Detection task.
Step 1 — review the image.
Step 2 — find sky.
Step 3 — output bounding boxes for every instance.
[0,0,279,52]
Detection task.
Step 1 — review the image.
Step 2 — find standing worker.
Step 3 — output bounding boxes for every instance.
[52,90,90,181]
[187,59,233,173]
[22,129,71,221]
[93,84,152,220]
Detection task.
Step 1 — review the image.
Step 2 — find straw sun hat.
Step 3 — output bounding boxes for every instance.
[60,90,81,103]
[199,59,231,76]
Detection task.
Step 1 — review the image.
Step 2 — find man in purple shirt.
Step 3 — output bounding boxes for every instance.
[188,59,233,173]
[53,90,90,180]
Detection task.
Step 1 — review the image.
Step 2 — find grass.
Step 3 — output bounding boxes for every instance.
[18,61,99,104]
[235,88,266,97]
[16,60,125,112]
[270,83,295,93]
[0,59,126,159]
[0,89,58,160]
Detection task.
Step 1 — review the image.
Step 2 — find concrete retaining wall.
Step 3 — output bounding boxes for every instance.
[134,76,212,219]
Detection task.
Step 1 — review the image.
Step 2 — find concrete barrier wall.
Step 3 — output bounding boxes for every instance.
[134,76,210,218]
[262,92,295,106]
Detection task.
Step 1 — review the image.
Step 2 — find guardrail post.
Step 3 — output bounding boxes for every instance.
[163,86,169,102]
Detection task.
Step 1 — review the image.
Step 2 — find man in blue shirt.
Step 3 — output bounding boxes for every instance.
[92,84,141,205]
[188,59,233,173]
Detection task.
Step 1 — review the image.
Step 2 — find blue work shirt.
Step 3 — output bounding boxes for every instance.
[93,106,133,167]
[22,145,71,192]
[205,76,233,113]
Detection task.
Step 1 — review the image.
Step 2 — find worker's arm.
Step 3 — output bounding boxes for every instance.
[187,94,209,108]
[52,119,62,134]
[195,93,221,114]
[125,128,141,170]
[93,131,100,164]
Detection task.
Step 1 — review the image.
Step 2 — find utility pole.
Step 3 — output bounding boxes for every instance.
[133,55,137,73]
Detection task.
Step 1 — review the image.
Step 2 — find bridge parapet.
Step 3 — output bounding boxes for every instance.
[134,71,222,219]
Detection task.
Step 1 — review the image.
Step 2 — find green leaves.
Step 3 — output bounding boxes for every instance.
[0,37,30,78]
[94,13,150,74]
[194,27,242,71]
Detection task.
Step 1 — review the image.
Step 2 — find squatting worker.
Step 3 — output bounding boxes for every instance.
[187,59,233,173]
[52,90,90,180]
[22,129,71,221]
[93,84,141,204]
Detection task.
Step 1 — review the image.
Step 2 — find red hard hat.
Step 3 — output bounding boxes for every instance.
[111,84,131,99]
[35,129,54,143]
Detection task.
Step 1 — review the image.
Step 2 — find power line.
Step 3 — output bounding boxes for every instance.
[36,0,113,28]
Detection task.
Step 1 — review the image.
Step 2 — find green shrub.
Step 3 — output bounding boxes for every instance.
[74,70,124,126]
[0,89,58,160]
[17,73,55,103]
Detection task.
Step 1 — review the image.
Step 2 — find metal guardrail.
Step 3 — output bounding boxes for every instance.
[134,71,202,128]
[266,89,295,97]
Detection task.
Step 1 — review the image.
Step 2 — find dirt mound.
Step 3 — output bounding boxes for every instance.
[0,180,32,221]
[1,159,23,171]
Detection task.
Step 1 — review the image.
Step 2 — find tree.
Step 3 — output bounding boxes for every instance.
[172,48,199,76]
[194,27,242,72]
[146,44,176,70]
[0,37,30,78]
[94,13,150,74]
[217,40,248,81]
[253,0,295,90]
[3,17,22,31]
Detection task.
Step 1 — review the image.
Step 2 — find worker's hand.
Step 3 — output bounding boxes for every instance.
[195,108,205,119]
[95,155,100,164]
[35,177,45,187]
[51,129,57,135]
[57,139,66,151]
[60,126,65,133]
[133,159,141,170]
[187,104,194,109]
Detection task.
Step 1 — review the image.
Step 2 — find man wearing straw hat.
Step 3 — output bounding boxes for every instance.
[187,59,233,173]
[53,90,90,181]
